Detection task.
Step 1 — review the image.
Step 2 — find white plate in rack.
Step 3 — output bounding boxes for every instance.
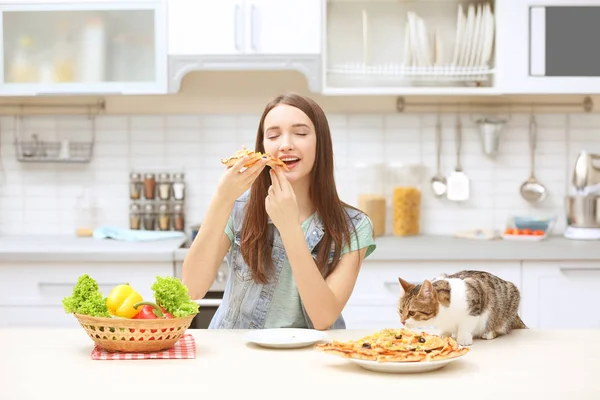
[244,328,328,349]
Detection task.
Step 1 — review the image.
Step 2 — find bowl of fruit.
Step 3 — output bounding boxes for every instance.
[501,215,556,241]
[62,274,199,353]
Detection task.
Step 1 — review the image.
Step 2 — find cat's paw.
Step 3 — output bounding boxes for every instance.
[481,331,498,340]
[440,331,453,338]
[456,333,473,346]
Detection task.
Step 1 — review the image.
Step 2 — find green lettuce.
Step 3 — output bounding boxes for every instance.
[151,276,199,318]
[62,274,110,318]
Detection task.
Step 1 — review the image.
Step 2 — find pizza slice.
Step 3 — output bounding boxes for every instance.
[221,146,290,171]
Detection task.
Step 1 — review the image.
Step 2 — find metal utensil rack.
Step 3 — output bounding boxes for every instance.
[8,99,105,164]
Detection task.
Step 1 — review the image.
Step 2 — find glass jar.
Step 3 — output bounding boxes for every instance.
[142,203,156,230]
[143,173,156,200]
[129,172,143,200]
[354,162,387,237]
[158,203,171,231]
[172,173,186,201]
[389,164,426,237]
[157,173,171,201]
[129,203,141,230]
[172,203,185,232]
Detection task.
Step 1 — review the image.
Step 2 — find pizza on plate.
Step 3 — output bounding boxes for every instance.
[314,328,470,363]
[221,146,289,171]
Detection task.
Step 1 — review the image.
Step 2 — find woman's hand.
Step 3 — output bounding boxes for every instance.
[216,155,268,204]
[265,167,300,234]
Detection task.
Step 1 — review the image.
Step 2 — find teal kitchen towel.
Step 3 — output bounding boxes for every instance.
[93,226,186,242]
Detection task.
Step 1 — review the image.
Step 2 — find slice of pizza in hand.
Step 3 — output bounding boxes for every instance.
[221,146,289,171]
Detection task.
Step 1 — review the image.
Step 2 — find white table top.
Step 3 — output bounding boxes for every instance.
[1,328,598,400]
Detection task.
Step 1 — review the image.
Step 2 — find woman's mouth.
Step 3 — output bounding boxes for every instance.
[280,156,301,170]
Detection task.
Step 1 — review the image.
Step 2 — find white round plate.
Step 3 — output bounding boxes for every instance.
[349,353,467,374]
[244,328,328,349]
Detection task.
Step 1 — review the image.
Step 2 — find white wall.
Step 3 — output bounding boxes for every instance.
[1,107,597,237]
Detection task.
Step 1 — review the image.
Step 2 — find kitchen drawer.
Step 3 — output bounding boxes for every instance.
[342,305,401,330]
[0,305,81,328]
[350,260,522,306]
[0,261,173,307]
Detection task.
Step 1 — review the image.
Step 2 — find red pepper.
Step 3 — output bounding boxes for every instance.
[129,301,174,339]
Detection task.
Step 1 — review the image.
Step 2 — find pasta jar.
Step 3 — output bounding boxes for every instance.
[390,164,426,237]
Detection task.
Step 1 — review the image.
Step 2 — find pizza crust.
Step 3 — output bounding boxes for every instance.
[221,146,290,171]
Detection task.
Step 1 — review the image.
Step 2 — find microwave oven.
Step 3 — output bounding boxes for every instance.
[497,0,600,94]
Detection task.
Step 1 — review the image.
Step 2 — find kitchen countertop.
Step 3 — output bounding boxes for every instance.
[0,235,187,262]
[1,328,597,399]
[0,234,597,263]
[175,234,600,262]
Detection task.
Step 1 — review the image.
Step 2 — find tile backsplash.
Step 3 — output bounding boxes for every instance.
[0,112,598,236]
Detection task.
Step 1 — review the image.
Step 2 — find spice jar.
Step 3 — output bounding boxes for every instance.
[158,203,171,231]
[129,203,141,230]
[172,173,186,201]
[142,203,156,230]
[173,203,185,231]
[389,164,426,237]
[143,173,156,200]
[129,172,143,200]
[157,173,171,201]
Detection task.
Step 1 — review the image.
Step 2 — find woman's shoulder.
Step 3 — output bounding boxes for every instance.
[342,204,372,230]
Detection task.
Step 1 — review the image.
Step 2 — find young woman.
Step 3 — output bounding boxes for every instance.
[182,93,376,330]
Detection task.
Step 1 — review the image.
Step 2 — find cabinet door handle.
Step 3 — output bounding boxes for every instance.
[559,266,600,272]
[234,3,242,51]
[195,299,222,307]
[250,3,258,51]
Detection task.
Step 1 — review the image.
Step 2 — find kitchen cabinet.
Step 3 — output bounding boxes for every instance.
[0,261,174,327]
[166,0,323,93]
[323,0,499,95]
[342,260,522,329]
[0,0,167,96]
[521,261,600,329]
[167,0,322,56]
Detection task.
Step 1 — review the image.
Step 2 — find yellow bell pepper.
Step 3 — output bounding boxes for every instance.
[106,283,144,318]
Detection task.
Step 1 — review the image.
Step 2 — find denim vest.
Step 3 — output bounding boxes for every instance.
[209,191,366,330]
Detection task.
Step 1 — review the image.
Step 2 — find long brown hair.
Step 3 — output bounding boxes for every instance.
[241,93,359,284]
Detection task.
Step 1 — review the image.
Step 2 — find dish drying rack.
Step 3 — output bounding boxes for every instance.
[327,64,494,83]
[14,114,97,164]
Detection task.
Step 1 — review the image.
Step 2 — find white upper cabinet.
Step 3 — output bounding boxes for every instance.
[167,0,322,56]
[246,0,322,55]
[168,0,240,55]
[0,0,167,96]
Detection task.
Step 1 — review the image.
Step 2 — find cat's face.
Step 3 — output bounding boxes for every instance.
[397,278,439,328]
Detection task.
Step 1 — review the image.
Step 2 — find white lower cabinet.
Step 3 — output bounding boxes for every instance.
[342,260,522,330]
[521,261,600,329]
[0,261,174,328]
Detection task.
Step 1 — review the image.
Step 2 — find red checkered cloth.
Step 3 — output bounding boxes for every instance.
[91,334,196,360]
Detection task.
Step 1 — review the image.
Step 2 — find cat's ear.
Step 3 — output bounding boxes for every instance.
[418,280,435,300]
[398,277,415,296]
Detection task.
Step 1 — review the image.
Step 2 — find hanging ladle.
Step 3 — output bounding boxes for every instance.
[520,114,547,203]
[431,113,447,197]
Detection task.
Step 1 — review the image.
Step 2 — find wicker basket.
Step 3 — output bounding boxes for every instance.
[74,313,196,353]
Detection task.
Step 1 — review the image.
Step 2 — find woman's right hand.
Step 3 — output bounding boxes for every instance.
[216,155,268,203]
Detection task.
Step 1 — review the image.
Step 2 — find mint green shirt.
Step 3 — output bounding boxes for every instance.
[225,213,376,329]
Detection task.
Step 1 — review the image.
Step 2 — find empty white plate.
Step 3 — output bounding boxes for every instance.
[244,328,328,349]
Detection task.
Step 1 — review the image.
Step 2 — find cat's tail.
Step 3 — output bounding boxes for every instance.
[512,315,527,329]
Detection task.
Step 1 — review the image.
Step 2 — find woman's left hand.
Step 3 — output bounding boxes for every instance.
[265,167,299,234]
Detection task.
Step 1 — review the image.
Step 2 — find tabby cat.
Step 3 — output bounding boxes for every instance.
[397,270,526,346]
